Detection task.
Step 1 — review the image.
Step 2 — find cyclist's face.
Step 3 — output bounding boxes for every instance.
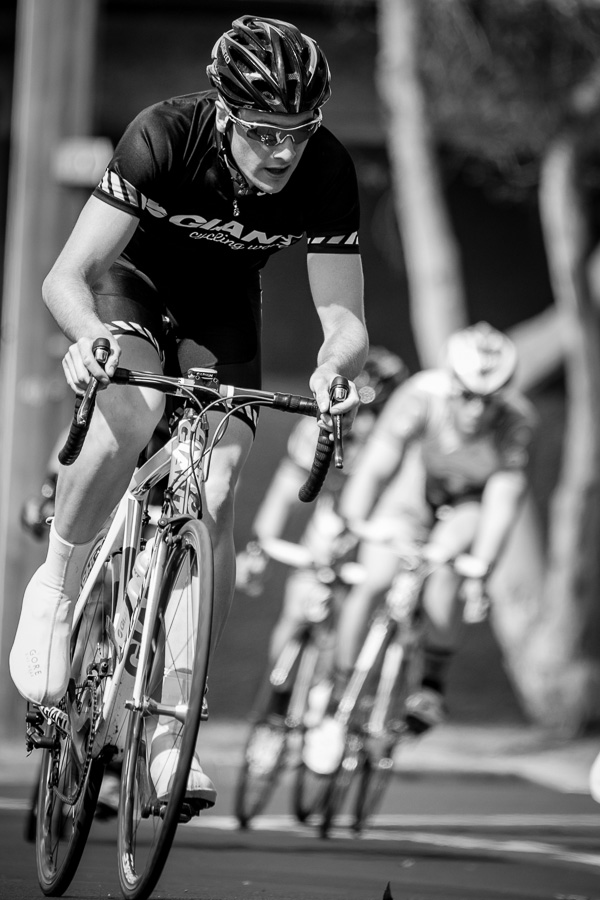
[450,381,500,435]
[216,102,315,194]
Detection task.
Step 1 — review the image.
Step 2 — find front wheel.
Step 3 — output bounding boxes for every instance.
[117,518,214,900]
[234,718,288,828]
[319,734,363,838]
[352,640,419,833]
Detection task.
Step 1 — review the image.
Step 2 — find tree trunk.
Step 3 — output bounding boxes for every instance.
[375,0,468,367]
[524,83,600,731]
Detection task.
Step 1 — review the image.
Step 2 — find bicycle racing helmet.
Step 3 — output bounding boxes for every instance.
[446,322,517,396]
[206,16,331,114]
[356,347,408,411]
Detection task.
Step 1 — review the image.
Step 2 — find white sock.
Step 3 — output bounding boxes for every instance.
[45,522,95,603]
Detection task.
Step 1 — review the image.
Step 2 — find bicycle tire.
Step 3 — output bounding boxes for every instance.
[293,760,330,824]
[234,633,320,828]
[234,717,288,828]
[35,529,114,895]
[291,638,334,824]
[353,639,421,833]
[117,517,214,900]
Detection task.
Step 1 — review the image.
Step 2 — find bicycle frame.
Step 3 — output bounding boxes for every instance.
[72,420,206,760]
[333,555,430,735]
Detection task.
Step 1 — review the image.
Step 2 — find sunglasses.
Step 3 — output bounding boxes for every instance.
[227,108,322,146]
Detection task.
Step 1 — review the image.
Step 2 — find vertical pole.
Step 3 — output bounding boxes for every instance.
[0,0,99,736]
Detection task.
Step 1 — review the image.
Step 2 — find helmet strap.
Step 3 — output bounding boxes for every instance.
[218,128,258,198]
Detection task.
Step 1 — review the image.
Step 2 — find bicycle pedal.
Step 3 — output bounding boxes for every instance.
[179,799,210,822]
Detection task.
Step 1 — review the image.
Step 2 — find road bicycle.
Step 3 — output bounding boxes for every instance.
[233,535,362,828]
[316,540,489,837]
[24,337,346,900]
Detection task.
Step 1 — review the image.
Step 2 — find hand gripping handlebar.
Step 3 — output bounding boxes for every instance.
[297,375,350,503]
[58,338,110,466]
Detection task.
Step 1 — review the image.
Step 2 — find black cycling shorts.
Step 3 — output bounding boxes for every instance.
[92,261,262,433]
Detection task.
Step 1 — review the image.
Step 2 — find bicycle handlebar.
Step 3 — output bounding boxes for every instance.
[58,360,345,503]
[297,375,349,502]
[58,338,111,466]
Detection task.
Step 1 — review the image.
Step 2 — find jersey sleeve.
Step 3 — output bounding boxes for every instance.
[305,130,360,255]
[93,103,182,218]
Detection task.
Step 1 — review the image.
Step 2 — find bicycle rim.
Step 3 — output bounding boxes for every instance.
[117,518,213,900]
[233,636,308,828]
[290,641,332,823]
[353,754,395,832]
[36,531,113,894]
[293,761,330,823]
[234,719,287,828]
[353,643,417,832]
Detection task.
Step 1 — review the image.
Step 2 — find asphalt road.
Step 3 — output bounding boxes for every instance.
[1,728,600,900]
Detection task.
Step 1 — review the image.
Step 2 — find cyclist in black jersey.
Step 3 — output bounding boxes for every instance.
[10,16,368,811]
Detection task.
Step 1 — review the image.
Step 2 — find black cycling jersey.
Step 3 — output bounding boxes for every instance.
[91,90,360,403]
[93,90,360,333]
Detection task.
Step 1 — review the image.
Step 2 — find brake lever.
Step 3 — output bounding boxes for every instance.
[330,375,350,469]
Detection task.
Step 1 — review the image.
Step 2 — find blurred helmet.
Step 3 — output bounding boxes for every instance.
[446,322,517,396]
[356,347,408,412]
[206,16,331,114]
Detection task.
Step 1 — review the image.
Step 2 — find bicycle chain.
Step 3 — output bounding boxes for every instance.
[47,673,101,807]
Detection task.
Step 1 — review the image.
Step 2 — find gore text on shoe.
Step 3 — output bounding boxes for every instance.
[9,568,72,705]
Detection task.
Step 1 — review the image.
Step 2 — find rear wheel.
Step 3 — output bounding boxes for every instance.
[35,529,115,895]
[117,518,213,900]
[234,718,288,828]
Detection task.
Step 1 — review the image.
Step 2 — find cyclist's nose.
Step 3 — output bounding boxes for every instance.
[273,136,297,160]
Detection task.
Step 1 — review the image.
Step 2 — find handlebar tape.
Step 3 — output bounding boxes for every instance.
[58,338,111,466]
[271,393,318,416]
[298,426,334,503]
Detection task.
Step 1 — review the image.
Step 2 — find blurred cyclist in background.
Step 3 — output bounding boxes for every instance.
[303,323,538,773]
[236,347,407,719]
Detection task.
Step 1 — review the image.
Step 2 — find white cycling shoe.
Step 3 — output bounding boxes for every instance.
[149,723,216,809]
[405,687,447,735]
[302,716,346,775]
[9,566,73,705]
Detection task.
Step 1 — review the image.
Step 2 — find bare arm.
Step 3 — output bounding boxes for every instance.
[338,430,406,525]
[470,469,528,571]
[42,196,139,386]
[251,458,308,542]
[306,252,368,417]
